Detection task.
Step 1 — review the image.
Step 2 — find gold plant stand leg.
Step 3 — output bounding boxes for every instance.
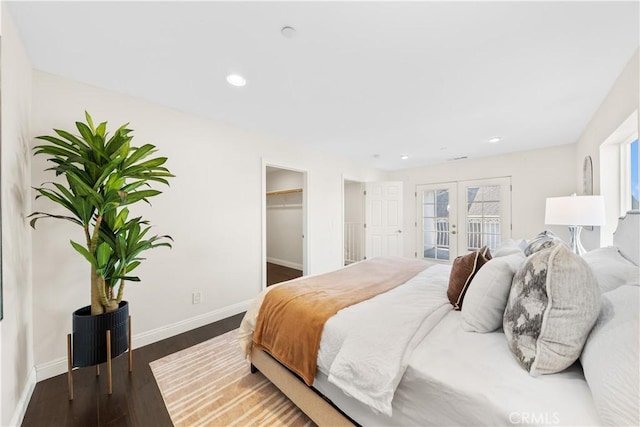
[67,334,73,401]
[106,330,112,395]
[128,316,133,373]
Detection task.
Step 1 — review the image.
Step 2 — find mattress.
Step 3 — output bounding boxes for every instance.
[314,310,601,426]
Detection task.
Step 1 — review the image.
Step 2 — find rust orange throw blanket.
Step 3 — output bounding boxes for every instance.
[253,257,430,385]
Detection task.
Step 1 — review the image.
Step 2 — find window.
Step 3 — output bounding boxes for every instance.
[621,138,639,213]
[599,111,638,246]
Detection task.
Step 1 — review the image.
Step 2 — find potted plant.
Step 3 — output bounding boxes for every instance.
[30,112,174,372]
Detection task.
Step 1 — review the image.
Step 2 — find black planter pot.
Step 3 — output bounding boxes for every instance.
[72,301,129,368]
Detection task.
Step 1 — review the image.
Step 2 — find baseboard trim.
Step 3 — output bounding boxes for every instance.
[35,299,253,382]
[132,299,252,349]
[35,357,67,383]
[267,257,303,271]
[10,367,36,427]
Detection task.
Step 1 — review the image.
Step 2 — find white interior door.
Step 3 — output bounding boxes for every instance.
[365,181,403,258]
[416,183,458,261]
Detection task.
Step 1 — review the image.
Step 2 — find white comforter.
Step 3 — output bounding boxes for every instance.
[239,262,451,416]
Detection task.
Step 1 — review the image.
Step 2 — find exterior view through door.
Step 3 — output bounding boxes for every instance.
[417,177,511,260]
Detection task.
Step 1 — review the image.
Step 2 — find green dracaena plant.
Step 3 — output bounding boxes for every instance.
[30,112,174,314]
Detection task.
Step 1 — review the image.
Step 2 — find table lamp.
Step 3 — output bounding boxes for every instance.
[544,194,606,255]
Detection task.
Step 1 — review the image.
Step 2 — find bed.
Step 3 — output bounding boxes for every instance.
[239,211,639,426]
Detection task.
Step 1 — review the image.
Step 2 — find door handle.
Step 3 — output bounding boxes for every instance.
[397,230,402,233]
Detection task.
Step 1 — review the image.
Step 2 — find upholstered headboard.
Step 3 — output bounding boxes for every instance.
[613,210,640,266]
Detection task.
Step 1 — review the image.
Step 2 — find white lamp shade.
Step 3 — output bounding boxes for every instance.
[545,195,606,226]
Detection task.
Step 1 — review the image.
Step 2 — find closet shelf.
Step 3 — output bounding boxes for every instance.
[266,188,303,196]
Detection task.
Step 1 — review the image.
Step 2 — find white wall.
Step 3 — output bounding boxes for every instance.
[266,168,303,269]
[600,142,622,246]
[387,144,578,258]
[575,49,639,248]
[344,181,365,224]
[1,5,35,426]
[30,71,381,379]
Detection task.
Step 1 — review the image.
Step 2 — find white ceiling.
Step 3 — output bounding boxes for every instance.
[7,1,639,170]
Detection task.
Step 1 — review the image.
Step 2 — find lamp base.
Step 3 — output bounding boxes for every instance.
[568,225,586,255]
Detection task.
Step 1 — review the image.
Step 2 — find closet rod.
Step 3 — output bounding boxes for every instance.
[266,188,303,196]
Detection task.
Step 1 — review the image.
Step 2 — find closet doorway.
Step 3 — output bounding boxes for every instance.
[264,165,307,288]
[343,179,366,265]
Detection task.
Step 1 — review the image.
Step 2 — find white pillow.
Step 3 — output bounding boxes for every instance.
[493,239,527,257]
[582,246,640,293]
[503,243,600,375]
[461,253,524,333]
[580,285,639,426]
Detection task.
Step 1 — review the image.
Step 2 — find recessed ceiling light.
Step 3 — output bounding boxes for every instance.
[400,155,409,160]
[226,74,246,87]
[488,137,501,144]
[281,26,297,38]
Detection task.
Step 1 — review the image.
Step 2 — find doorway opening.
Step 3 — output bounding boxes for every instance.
[264,165,307,287]
[343,179,366,265]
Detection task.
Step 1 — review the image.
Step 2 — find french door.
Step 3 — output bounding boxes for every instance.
[417,177,511,261]
[417,183,458,261]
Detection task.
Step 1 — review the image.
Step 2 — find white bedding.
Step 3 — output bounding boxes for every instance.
[315,310,601,426]
[239,262,451,415]
[318,264,450,415]
[239,261,601,425]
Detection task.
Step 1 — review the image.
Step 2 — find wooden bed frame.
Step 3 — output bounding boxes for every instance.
[250,346,355,426]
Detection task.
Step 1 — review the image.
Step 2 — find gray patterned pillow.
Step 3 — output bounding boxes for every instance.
[503,242,600,375]
[524,230,562,256]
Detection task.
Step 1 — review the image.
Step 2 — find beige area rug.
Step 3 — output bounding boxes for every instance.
[150,329,314,427]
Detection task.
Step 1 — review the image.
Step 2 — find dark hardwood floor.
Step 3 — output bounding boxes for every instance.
[22,313,245,427]
[267,262,302,286]
[23,265,301,426]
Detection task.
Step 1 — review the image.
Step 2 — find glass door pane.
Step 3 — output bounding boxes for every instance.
[417,183,457,260]
[462,180,510,252]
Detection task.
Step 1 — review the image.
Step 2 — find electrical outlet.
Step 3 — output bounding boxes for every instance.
[192,292,202,305]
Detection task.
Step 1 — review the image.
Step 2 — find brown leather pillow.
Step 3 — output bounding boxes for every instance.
[447,246,492,310]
